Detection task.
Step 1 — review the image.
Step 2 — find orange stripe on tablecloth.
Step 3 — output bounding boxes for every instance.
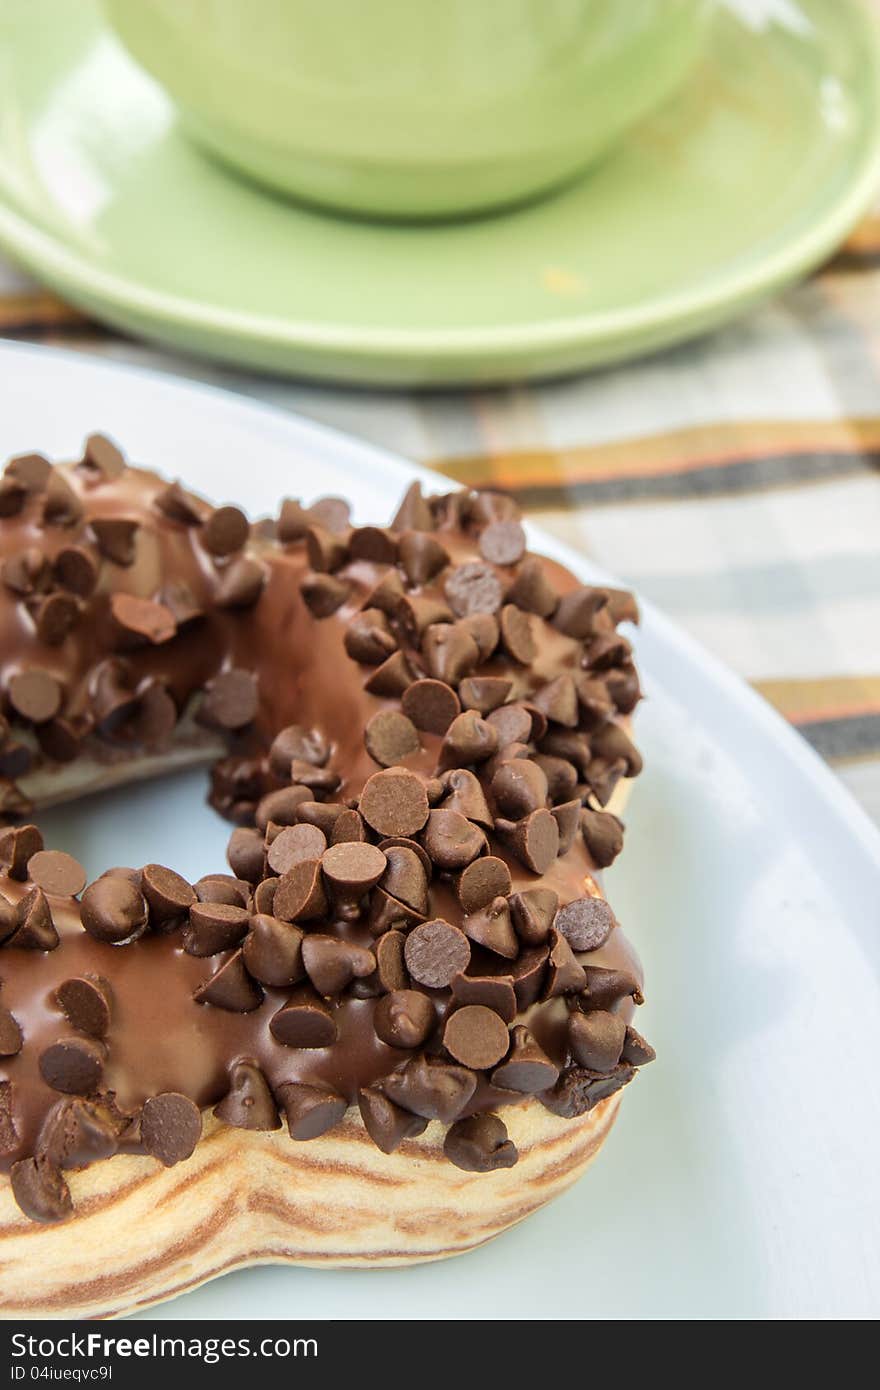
[751,676,880,726]
[432,419,880,492]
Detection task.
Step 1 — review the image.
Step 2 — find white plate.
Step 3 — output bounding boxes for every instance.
[1,343,878,1321]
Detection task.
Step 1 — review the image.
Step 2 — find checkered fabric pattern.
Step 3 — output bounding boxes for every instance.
[0,212,878,827]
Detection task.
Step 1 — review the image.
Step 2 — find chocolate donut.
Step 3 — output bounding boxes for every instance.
[0,438,653,1316]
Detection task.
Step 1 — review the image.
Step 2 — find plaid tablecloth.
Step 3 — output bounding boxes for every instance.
[0,216,878,828]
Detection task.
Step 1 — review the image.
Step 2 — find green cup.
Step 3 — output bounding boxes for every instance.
[103,0,710,221]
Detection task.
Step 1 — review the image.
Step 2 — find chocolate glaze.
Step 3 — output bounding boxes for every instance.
[0,444,649,1200]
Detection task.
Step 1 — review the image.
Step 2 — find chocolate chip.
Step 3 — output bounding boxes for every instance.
[215,556,265,609]
[621,1025,656,1067]
[160,580,203,627]
[458,676,512,714]
[444,1113,517,1172]
[539,1062,636,1118]
[263,825,321,876]
[373,928,408,991]
[437,710,498,771]
[544,929,587,998]
[10,1155,72,1223]
[31,592,79,645]
[198,668,258,730]
[331,808,367,844]
[42,472,83,527]
[0,1005,22,1056]
[592,721,643,777]
[479,520,526,567]
[553,586,608,639]
[306,524,349,575]
[278,1082,348,1140]
[320,842,386,914]
[344,608,396,665]
[359,768,429,838]
[422,808,486,869]
[203,505,249,556]
[255,786,313,832]
[80,875,148,944]
[457,855,511,913]
[398,530,449,585]
[184,902,250,956]
[445,562,503,617]
[463,896,518,958]
[90,516,139,566]
[39,1037,104,1094]
[223,827,263,885]
[498,807,559,874]
[507,557,558,617]
[364,710,420,769]
[27,850,85,898]
[214,1060,279,1130]
[492,1025,558,1093]
[510,887,558,946]
[397,593,454,643]
[0,478,25,517]
[12,887,59,950]
[242,914,304,988]
[380,844,428,914]
[367,888,423,938]
[141,1092,202,1166]
[534,755,578,804]
[451,974,515,1024]
[532,675,578,729]
[81,433,125,480]
[270,986,337,1047]
[36,718,82,764]
[568,1009,626,1072]
[364,650,414,697]
[391,481,434,532]
[436,769,491,830]
[54,976,112,1039]
[194,873,250,908]
[443,1004,509,1070]
[192,950,263,1012]
[6,452,51,491]
[580,965,643,1011]
[302,935,375,995]
[462,612,501,662]
[141,863,195,922]
[349,525,398,563]
[383,1053,476,1123]
[605,663,641,714]
[36,1096,120,1169]
[421,622,479,686]
[588,756,627,807]
[491,759,548,818]
[308,497,351,534]
[301,572,350,617]
[0,824,42,880]
[288,760,340,794]
[154,480,205,524]
[555,896,615,952]
[358,1087,427,1153]
[401,678,461,735]
[552,799,581,855]
[580,808,624,868]
[8,669,62,723]
[3,547,49,595]
[499,603,537,664]
[0,739,30,779]
[404,919,470,988]
[487,703,533,747]
[372,988,434,1048]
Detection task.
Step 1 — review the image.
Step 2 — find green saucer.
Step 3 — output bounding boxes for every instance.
[0,0,879,386]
